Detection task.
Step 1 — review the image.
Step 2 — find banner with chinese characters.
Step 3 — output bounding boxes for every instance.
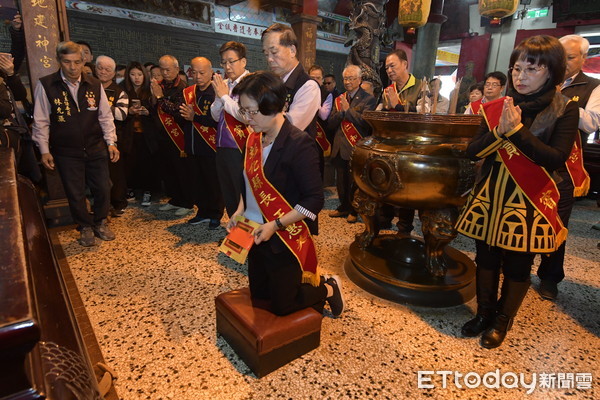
[22,0,62,87]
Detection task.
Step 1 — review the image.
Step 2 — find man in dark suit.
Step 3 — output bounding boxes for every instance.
[327,65,376,223]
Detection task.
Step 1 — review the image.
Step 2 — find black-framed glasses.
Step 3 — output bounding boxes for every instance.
[342,76,358,82]
[239,107,260,116]
[220,59,241,67]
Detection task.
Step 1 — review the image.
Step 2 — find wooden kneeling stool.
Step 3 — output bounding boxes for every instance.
[215,288,322,377]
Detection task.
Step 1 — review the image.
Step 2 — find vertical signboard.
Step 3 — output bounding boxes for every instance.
[21,0,62,88]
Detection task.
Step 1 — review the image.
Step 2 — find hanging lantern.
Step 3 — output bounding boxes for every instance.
[479,0,519,26]
[399,0,432,35]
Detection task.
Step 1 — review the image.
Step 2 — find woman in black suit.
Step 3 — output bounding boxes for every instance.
[226,71,344,317]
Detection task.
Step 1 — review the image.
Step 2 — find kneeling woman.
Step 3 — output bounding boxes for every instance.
[227,71,344,317]
[456,35,578,348]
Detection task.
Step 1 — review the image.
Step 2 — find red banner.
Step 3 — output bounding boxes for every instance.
[566,133,590,197]
[157,108,186,157]
[224,112,251,152]
[184,85,217,152]
[335,94,363,147]
[315,120,331,156]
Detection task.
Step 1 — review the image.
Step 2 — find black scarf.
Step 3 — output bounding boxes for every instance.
[507,87,555,128]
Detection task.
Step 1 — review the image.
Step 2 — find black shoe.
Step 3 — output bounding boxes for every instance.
[110,208,125,217]
[188,214,210,225]
[208,219,221,230]
[481,314,512,349]
[79,227,96,247]
[93,220,116,241]
[538,280,558,301]
[325,275,345,317]
[461,314,494,337]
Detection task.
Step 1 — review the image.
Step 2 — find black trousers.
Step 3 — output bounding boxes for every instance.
[380,205,415,233]
[475,240,535,282]
[109,154,128,210]
[331,154,356,215]
[161,141,194,209]
[248,240,327,316]
[130,133,160,193]
[54,152,111,229]
[537,178,575,284]
[216,147,243,218]
[189,153,224,220]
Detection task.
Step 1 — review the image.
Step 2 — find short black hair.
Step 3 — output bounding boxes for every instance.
[484,71,507,86]
[219,41,246,59]
[261,23,298,50]
[509,35,566,92]
[75,40,92,53]
[150,65,161,72]
[233,71,287,116]
[144,62,155,68]
[469,82,484,93]
[116,64,126,72]
[324,74,336,81]
[387,49,408,63]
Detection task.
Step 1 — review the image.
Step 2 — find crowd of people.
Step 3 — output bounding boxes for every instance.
[2,13,598,347]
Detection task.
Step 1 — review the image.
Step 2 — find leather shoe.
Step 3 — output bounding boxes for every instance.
[325,275,345,317]
[481,314,513,349]
[538,280,558,301]
[461,314,494,337]
[79,227,96,247]
[329,210,349,218]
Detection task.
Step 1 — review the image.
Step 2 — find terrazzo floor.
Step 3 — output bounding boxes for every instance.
[53,190,599,400]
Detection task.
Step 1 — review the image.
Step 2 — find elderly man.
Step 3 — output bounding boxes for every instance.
[328,65,376,223]
[536,35,600,300]
[32,41,119,246]
[180,57,223,229]
[152,55,193,216]
[210,41,251,218]
[464,71,507,114]
[96,55,129,215]
[261,23,320,136]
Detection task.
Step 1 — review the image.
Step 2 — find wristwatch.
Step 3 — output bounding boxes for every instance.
[275,218,285,230]
[107,142,117,147]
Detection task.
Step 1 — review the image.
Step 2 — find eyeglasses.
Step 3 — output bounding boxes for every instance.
[484,82,502,88]
[220,59,241,67]
[239,107,260,116]
[342,76,358,82]
[510,65,546,77]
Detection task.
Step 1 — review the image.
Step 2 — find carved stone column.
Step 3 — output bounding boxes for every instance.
[347,0,388,97]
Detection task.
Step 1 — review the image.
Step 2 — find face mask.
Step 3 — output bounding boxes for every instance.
[116,77,124,84]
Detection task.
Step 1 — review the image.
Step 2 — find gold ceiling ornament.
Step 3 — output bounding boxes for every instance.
[478,0,519,25]
[398,0,432,34]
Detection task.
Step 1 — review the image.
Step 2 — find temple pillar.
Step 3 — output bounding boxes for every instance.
[290,1,321,71]
[21,0,72,226]
[411,0,447,80]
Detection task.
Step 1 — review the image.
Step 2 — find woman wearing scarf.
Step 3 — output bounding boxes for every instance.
[456,36,578,348]
[226,71,344,317]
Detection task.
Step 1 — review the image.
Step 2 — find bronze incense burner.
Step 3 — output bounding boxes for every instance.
[345,111,482,307]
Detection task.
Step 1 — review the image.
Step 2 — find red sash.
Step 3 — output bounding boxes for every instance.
[481,98,567,249]
[335,94,363,147]
[468,99,483,115]
[315,120,331,156]
[566,134,590,197]
[183,85,217,152]
[224,112,251,152]
[157,107,186,157]
[244,132,320,287]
